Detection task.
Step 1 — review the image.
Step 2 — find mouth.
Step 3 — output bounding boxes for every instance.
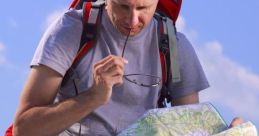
[122,25,139,32]
[117,24,142,36]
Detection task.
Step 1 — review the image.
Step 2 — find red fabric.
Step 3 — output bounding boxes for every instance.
[160,18,165,33]
[157,0,182,23]
[69,0,80,9]
[70,0,182,23]
[5,125,13,136]
[73,41,95,66]
[83,2,92,25]
[72,2,94,66]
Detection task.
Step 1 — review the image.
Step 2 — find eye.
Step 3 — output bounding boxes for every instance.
[111,1,129,11]
[136,6,147,10]
[119,4,130,10]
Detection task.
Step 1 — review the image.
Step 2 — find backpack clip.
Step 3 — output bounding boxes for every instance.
[159,34,170,55]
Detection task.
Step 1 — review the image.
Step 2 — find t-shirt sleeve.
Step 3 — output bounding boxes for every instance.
[30,9,83,76]
[168,32,210,99]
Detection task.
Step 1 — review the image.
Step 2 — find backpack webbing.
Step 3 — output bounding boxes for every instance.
[61,1,104,88]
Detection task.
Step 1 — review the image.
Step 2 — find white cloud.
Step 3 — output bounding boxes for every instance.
[42,9,66,31]
[198,42,259,122]
[0,42,6,65]
[177,16,259,123]
[176,16,198,43]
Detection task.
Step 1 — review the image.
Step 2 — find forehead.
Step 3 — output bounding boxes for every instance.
[111,0,156,6]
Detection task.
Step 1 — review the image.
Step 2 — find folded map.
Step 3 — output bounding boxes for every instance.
[118,102,257,136]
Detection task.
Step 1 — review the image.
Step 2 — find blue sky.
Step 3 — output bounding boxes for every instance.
[1,0,259,134]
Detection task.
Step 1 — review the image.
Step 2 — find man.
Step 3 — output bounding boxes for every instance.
[13,0,216,135]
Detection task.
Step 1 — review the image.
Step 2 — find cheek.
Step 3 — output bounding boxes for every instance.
[112,13,124,22]
[111,10,127,24]
[106,4,124,24]
[139,14,152,26]
[139,8,156,26]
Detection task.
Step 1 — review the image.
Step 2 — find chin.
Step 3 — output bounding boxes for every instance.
[122,30,140,36]
[129,31,140,36]
[119,27,142,36]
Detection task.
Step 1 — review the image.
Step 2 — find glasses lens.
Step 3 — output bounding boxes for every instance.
[124,74,161,87]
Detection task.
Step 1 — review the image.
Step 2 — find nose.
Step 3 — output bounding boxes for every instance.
[126,10,139,28]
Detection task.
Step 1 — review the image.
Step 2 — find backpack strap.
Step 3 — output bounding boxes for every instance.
[155,12,181,108]
[154,13,170,85]
[73,1,103,68]
[69,0,81,9]
[156,12,181,83]
[61,1,104,90]
[164,16,181,83]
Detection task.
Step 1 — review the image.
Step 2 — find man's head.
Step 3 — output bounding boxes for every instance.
[105,0,159,36]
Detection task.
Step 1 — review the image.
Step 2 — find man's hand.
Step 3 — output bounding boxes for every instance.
[229,117,244,128]
[90,55,128,105]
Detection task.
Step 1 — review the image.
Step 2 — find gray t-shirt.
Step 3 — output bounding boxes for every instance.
[31,9,209,136]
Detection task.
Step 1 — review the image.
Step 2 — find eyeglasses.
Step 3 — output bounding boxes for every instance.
[121,29,161,87]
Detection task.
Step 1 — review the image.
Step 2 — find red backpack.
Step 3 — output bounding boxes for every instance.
[5,0,182,135]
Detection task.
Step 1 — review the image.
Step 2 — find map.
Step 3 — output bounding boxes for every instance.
[213,121,257,136]
[117,102,257,136]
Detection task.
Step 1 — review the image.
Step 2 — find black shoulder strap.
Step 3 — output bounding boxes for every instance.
[76,1,104,67]
[61,1,104,89]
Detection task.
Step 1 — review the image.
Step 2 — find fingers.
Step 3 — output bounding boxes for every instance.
[102,65,124,85]
[94,55,128,73]
[229,117,244,128]
[102,58,127,73]
[93,55,113,70]
[93,55,128,86]
[94,66,124,86]
[102,65,124,77]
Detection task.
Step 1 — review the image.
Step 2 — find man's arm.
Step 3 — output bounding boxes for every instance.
[13,65,103,136]
[13,55,127,136]
[171,91,199,106]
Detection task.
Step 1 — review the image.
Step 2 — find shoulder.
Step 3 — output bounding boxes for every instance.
[41,9,83,48]
[47,9,83,34]
[39,9,83,48]
[33,10,84,76]
[176,32,186,41]
[175,32,201,70]
[62,9,83,24]
[176,32,196,55]
[176,32,190,48]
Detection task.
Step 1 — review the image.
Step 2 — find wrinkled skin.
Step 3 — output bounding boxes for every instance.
[106,0,159,36]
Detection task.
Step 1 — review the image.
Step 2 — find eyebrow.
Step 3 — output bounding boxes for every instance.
[111,0,154,8]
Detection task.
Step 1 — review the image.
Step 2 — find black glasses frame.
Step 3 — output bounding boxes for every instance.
[121,29,161,87]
